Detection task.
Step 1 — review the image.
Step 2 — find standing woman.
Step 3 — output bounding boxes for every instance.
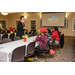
[16,16,26,38]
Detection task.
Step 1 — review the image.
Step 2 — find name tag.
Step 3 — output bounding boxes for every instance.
[50,41,52,42]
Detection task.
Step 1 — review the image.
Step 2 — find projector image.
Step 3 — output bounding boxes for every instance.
[48,16,58,21]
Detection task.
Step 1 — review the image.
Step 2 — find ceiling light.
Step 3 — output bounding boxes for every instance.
[65,14,67,17]
[40,15,42,18]
[24,16,26,19]
[1,12,8,15]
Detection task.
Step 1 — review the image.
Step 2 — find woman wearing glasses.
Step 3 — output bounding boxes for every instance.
[16,16,26,38]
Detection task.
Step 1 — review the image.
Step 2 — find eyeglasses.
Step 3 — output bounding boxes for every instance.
[22,19,25,20]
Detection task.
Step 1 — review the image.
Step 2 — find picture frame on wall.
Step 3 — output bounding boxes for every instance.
[65,20,68,28]
[61,20,68,28]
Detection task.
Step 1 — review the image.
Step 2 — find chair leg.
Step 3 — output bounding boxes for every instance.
[55,45,57,50]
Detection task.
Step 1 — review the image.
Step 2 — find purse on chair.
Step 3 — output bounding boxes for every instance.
[36,45,44,51]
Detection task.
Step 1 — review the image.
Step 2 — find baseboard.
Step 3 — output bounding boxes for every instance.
[64,36,75,37]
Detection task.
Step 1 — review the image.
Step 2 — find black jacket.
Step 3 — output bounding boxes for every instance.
[60,34,64,48]
[16,22,25,38]
[58,31,60,38]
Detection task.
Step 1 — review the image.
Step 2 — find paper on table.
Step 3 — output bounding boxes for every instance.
[0,47,3,49]
[27,41,31,43]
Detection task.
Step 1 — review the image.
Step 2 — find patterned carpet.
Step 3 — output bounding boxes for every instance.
[25,36,75,62]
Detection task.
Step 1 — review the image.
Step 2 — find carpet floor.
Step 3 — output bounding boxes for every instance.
[25,36,74,62]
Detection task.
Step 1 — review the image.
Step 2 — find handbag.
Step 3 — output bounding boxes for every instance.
[49,46,55,54]
[36,45,44,51]
[35,35,45,51]
[50,49,55,54]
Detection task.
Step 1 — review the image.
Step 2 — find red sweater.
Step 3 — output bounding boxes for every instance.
[52,31,59,41]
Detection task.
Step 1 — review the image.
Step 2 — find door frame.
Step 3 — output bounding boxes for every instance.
[15,19,20,28]
[0,19,8,29]
[29,19,37,31]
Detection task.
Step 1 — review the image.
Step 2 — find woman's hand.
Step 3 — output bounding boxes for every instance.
[23,27,26,29]
[38,31,40,35]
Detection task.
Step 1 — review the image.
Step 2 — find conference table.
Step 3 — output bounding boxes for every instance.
[0,36,38,62]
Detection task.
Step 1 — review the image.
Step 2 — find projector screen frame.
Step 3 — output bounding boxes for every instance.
[42,12,66,27]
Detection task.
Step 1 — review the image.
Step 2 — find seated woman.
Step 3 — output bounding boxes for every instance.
[51,27,59,45]
[54,27,60,38]
[46,28,53,49]
[34,27,48,60]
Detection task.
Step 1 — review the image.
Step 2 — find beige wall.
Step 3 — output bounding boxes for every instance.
[0,15,8,28]
[0,12,75,36]
[59,12,75,36]
[25,13,41,30]
[8,13,41,30]
[8,14,22,28]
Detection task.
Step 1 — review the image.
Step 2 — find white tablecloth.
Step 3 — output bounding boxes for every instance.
[0,36,38,62]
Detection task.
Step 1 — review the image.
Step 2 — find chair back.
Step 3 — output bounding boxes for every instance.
[52,38,56,47]
[29,31,31,34]
[10,33,15,41]
[14,30,17,33]
[28,34,33,37]
[60,34,64,48]
[1,30,6,34]
[26,41,35,57]
[34,32,37,36]
[14,36,20,40]
[45,39,50,50]
[12,45,26,62]
[2,34,8,40]
[2,38,12,44]
[59,35,62,39]
[7,30,10,33]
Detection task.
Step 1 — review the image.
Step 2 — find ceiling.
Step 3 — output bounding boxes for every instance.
[8,12,67,15]
[8,12,40,14]
[0,12,41,15]
[9,12,72,15]
[0,12,75,16]
[9,12,66,14]
[8,12,22,13]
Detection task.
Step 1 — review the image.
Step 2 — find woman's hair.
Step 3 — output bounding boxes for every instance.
[20,16,24,20]
[47,28,51,34]
[51,27,54,29]
[54,27,58,31]
[44,32,47,36]
[41,31,46,36]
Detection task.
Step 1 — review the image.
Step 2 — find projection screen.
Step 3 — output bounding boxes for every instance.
[42,12,65,26]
